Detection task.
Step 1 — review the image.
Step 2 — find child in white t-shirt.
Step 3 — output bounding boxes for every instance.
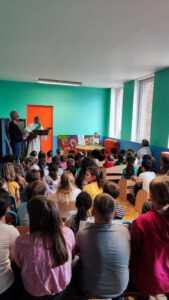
[133,160,156,192]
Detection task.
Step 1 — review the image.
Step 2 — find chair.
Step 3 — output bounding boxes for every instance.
[102,165,126,181]
[58,201,76,213]
[16,226,29,235]
[135,189,149,214]
[118,178,136,201]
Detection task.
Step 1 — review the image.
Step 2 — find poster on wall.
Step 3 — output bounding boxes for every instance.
[58,134,101,152]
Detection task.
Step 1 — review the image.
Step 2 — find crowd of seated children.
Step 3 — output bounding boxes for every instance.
[56,171,81,218]
[65,191,92,233]
[15,195,75,300]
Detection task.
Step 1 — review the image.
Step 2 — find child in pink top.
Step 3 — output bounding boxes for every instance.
[14,195,75,299]
[130,176,169,296]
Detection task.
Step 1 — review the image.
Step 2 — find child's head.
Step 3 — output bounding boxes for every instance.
[142,139,149,147]
[67,158,75,168]
[150,176,169,219]
[93,193,115,223]
[27,195,68,267]
[110,147,117,155]
[117,154,124,164]
[56,148,61,156]
[60,155,66,162]
[119,149,126,156]
[2,162,16,182]
[30,151,37,158]
[0,188,10,219]
[27,180,47,202]
[25,169,41,184]
[103,181,120,199]
[0,177,8,192]
[85,166,103,188]
[141,159,152,172]
[161,156,169,174]
[57,171,74,195]
[48,163,58,181]
[107,155,114,162]
[75,192,92,224]
[25,157,35,169]
[47,150,53,158]
[38,151,46,161]
[125,155,135,178]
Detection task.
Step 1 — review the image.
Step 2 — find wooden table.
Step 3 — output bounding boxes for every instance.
[76,145,104,157]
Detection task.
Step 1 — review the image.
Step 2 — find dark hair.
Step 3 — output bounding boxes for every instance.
[142,159,152,171]
[117,154,124,164]
[60,155,66,162]
[25,170,41,183]
[67,158,76,177]
[94,193,115,222]
[107,155,114,162]
[30,151,37,157]
[126,155,135,179]
[38,159,47,178]
[119,149,126,155]
[86,166,104,188]
[27,180,47,202]
[38,151,46,160]
[0,188,10,218]
[47,150,53,158]
[49,163,58,180]
[110,147,117,155]
[75,158,97,189]
[142,139,149,147]
[2,154,15,163]
[103,181,120,199]
[74,192,92,228]
[150,176,169,219]
[27,196,68,267]
[52,156,60,165]
[91,149,102,160]
[143,154,152,161]
[161,156,169,175]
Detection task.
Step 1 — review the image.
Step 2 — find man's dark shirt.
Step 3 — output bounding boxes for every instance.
[9,121,23,144]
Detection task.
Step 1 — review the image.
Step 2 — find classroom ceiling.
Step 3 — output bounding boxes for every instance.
[1,0,169,88]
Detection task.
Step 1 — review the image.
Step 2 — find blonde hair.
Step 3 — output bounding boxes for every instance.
[2,163,16,182]
[57,171,75,202]
[150,176,169,219]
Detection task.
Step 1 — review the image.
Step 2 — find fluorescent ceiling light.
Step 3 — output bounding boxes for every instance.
[37,78,82,86]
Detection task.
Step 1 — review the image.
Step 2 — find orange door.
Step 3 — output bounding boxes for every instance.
[27,105,53,154]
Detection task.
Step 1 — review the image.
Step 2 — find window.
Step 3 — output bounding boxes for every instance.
[109,87,123,139]
[132,77,154,142]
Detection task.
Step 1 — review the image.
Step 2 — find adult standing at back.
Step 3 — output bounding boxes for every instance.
[9,111,23,162]
[137,139,152,164]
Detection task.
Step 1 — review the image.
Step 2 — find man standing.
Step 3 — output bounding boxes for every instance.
[75,193,130,298]
[9,111,23,162]
[25,116,45,157]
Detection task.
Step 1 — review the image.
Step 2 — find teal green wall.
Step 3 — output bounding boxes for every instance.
[150,68,169,148]
[0,80,111,136]
[121,80,134,140]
